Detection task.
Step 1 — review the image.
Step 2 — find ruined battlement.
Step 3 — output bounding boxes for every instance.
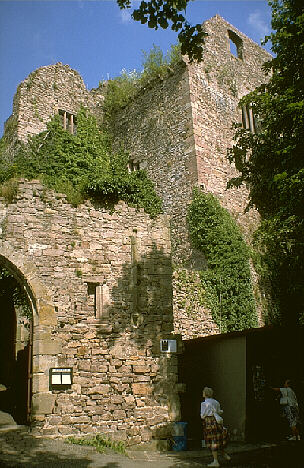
[7,62,104,142]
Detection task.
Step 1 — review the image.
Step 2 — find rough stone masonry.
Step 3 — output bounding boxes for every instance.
[0,180,180,443]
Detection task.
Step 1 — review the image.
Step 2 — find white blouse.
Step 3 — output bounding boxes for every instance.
[200,397,223,419]
[280,387,298,407]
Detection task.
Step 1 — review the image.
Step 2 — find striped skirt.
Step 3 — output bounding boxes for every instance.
[202,416,228,450]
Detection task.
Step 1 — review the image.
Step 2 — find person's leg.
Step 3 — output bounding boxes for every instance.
[220,449,231,460]
[207,450,220,466]
[291,424,300,439]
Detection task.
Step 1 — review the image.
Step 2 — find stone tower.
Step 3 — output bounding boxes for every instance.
[111,15,271,338]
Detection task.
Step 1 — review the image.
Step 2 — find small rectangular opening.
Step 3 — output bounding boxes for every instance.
[241,105,259,133]
[58,109,77,134]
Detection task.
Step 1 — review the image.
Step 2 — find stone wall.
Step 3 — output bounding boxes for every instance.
[112,63,198,265]
[8,63,104,143]
[0,180,180,443]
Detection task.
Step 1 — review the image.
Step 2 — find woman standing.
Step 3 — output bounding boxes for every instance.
[200,386,231,467]
[272,379,301,440]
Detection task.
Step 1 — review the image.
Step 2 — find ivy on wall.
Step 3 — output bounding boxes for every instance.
[187,188,257,332]
[173,268,206,318]
[0,109,162,217]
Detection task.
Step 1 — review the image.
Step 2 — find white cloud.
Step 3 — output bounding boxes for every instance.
[119,1,140,24]
[120,8,132,23]
[248,10,271,39]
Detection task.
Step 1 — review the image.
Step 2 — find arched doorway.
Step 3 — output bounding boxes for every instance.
[0,264,33,425]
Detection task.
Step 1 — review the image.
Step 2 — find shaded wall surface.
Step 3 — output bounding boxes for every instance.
[179,327,304,445]
[179,334,246,446]
[0,180,179,443]
[246,326,304,442]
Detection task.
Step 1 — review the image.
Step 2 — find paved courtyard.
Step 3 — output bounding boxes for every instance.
[0,425,303,468]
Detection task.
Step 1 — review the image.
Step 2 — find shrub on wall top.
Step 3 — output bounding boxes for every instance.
[0,109,162,217]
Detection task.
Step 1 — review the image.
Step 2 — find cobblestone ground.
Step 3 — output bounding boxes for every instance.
[0,426,303,468]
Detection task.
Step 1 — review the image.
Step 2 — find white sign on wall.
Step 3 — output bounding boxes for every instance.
[49,368,73,390]
[160,339,177,353]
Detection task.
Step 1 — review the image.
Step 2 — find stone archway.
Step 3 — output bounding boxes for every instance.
[0,246,60,426]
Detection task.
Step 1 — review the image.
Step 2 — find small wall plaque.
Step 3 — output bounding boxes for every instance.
[49,368,73,390]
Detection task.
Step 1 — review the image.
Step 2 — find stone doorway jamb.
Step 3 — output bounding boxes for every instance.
[0,246,60,424]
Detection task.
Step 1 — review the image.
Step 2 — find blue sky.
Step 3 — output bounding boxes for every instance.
[0,0,272,136]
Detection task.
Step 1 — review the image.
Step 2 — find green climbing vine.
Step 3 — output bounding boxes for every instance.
[0,108,162,217]
[187,188,257,332]
[174,268,206,318]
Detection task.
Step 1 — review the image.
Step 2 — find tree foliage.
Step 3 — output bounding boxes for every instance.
[0,109,162,217]
[117,0,206,61]
[187,189,257,332]
[228,0,304,325]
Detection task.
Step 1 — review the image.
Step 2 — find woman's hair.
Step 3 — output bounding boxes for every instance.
[203,386,214,398]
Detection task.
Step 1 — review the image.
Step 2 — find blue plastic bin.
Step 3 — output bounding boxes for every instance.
[172,422,187,451]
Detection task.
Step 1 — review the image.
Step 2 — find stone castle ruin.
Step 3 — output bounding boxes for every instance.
[0,16,270,443]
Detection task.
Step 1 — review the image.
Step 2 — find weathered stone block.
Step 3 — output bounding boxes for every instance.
[38,301,57,326]
[132,365,150,374]
[33,338,62,356]
[112,410,126,419]
[87,384,111,395]
[32,373,50,393]
[132,383,152,395]
[32,393,56,415]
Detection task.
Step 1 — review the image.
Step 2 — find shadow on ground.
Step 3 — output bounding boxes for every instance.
[0,428,96,467]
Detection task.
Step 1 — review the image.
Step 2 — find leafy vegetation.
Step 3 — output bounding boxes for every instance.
[117,0,206,62]
[174,268,206,318]
[0,109,162,217]
[228,0,304,325]
[187,189,257,332]
[102,44,182,121]
[66,433,127,455]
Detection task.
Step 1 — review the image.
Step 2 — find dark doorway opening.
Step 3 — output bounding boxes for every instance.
[0,265,32,425]
[246,326,304,442]
[178,327,304,447]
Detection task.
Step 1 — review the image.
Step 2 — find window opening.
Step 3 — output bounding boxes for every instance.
[58,110,77,134]
[87,282,109,319]
[228,30,243,60]
[242,105,258,133]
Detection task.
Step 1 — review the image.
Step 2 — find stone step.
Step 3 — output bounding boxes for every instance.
[0,410,17,427]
